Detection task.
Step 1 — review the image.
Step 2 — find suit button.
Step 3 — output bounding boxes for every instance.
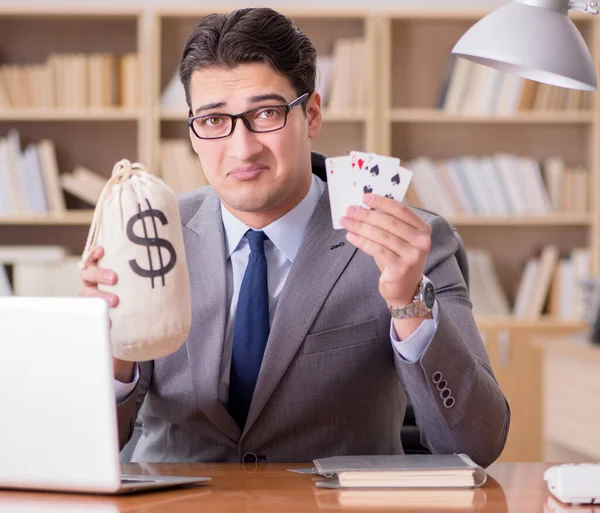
[432,371,443,384]
[436,379,447,391]
[440,387,451,399]
[443,396,456,409]
[242,452,258,464]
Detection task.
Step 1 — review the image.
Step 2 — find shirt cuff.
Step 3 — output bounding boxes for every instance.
[390,300,439,363]
[114,364,140,404]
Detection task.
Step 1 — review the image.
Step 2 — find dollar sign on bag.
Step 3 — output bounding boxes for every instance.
[126,199,177,288]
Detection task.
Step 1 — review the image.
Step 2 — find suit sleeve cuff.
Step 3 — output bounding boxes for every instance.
[390,300,439,363]
[114,364,140,404]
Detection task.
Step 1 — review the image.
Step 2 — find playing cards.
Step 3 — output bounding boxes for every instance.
[325,151,413,229]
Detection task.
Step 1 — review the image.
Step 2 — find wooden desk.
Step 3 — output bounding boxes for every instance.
[0,463,597,512]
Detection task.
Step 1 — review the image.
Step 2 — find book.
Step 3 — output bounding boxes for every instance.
[313,486,488,509]
[160,69,187,113]
[60,166,107,206]
[37,139,66,214]
[311,454,487,489]
[0,245,67,264]
[11,255,80,296]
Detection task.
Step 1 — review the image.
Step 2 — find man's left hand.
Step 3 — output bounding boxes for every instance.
[339,193,432,309]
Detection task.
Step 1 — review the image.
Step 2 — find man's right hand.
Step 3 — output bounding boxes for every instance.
[79,245,135,384]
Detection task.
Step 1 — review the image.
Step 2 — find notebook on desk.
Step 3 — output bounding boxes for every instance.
[310,454,487,489]
[0,297,210,495]
[313,486,488,509]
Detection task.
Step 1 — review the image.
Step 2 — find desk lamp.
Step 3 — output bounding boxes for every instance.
[452,0,599,90]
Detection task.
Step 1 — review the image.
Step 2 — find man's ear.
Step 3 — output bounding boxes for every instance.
[306,92,322,140]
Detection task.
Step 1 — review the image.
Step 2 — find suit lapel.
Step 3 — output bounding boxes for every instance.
[243,188,357,435]
[184,193,241,442]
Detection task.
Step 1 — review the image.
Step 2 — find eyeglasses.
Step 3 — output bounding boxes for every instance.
[187,92,310,140]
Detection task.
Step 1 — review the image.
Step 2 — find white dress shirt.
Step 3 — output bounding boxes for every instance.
[115,175,439,402]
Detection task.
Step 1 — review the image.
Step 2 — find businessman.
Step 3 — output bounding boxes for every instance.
[80,7,510,466]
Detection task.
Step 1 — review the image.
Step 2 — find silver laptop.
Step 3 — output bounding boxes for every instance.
[0,296,210,494]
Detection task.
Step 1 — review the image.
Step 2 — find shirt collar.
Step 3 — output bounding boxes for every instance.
[221,174,324,263]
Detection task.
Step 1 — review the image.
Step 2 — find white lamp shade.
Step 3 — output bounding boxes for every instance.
[452,1,598,91]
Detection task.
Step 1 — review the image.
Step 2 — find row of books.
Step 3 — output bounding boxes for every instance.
[3,51,592,115]
[404,155,589,217]
[0,53,139,110]
[0,130,65,215]
[1,243,591,323]
[439,58,592,115]
[316,38,367,110]
[515,246,591,320]
[0,130,589,219]
[467,246,590,320]
[59,139,209,202]
[0,131,208,216]
[0,246,80,297]
[0,130,109,215]
[160,39,368,113]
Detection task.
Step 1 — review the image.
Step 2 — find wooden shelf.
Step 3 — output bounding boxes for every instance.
[448,213,592,227]
[0,211,94,226]
[323,109,370,122]
[0,109,140,121]
[155,7,370,18]
[389,109,594,124]
[387,9,591,21]
[0,7,598,319]
[476,316,589,329]
[160,109,369,122]
[0,7,141,17]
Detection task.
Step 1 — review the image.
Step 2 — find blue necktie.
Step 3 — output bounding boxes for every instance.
[228,230,270,428]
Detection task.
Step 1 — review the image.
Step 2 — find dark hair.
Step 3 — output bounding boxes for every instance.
[179,8,317,112]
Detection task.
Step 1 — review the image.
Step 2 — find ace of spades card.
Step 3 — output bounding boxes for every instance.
[351,152,412,205]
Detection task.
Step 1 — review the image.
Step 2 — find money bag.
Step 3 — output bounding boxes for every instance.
[79,159,191,362]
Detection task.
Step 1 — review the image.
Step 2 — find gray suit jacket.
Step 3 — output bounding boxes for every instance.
[117,157,510,467]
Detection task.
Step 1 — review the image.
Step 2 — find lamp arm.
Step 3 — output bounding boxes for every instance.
[569,0,599,13]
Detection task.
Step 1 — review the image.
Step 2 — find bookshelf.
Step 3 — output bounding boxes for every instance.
[0,5,596,316]
[0,8,148,229]
[0,109,140,121]
[389,109,595,123]
[0,7,598,461]
[379,10,600,311]
[0,211,94,226]
[376,9,599,462]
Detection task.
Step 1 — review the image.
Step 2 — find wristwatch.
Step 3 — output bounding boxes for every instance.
[388,275,436,319]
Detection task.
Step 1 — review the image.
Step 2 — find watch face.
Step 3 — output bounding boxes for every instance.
[423,282,436,309]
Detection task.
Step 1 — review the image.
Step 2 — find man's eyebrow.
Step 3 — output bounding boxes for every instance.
[194,101,226,115]
[249,93,288,104]
[193,94,289,116]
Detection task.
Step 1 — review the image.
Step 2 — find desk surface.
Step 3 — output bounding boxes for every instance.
[0,462,597,512]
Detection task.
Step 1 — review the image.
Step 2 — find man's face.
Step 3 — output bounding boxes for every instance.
[187,62,322,219]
